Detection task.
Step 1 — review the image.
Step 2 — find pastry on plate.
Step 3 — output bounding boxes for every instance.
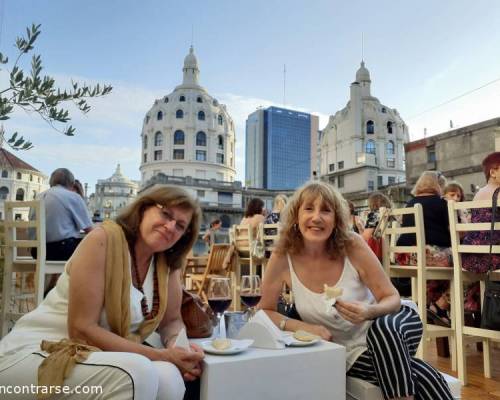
[293,330,319,342]
[211,338,232,350]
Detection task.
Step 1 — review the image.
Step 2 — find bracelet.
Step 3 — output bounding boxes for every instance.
[279,317,289,331]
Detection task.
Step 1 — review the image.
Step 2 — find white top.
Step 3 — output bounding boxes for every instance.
[0,255,153,371]
[287,253,375,370]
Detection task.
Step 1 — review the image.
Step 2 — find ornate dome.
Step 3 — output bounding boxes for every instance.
[183,46,199,70]
[107,164,131,184]
[356,61,371,82]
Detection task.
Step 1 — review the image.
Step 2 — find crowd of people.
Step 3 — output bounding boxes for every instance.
[0,151,498,400]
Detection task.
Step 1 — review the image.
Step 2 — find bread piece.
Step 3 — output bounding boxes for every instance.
[293,330,319,342]
[211,338,232,350]
[323,284,343,299]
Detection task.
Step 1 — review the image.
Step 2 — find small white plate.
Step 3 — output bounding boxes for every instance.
[287,337,320,347]
[201,339,254,355]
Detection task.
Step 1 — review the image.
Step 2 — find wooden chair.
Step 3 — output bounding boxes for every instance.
[381,204,457,366]
[232,224,257,276]
[0,200,65,337]
[448,199,500,384]
[185,244,233,304]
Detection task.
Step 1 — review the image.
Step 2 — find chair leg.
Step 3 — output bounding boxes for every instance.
[483,338,492,378]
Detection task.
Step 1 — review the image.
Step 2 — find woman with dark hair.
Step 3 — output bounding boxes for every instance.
[347,200,364,234]
[462,151,500,272]
[259,181,453,400]
[0,186,204,399]
[240,197,266,232]
[361,192,392,242]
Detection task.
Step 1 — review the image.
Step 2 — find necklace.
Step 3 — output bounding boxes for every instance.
[131,252,160,320]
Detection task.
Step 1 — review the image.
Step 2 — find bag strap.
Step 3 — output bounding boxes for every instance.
[373,208,390,239]
[488,187,500,273]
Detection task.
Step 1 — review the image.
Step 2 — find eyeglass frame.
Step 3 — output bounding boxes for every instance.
[155,203,190,235]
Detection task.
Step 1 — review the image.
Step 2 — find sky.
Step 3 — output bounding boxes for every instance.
[1,0,500,193]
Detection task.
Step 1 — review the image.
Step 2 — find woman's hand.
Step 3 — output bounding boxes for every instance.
[335,300,374,324]
[158,345,204,381]
[303,324,332,341]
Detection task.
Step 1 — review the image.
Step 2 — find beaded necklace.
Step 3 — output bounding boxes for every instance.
[131,252,160,320]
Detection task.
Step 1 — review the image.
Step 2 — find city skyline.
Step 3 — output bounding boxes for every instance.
[1,0,500,192]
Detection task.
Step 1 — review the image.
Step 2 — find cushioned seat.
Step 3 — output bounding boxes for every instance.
[346,373,461,400]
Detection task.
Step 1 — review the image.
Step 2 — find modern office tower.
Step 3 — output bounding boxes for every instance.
[245,106,318,190]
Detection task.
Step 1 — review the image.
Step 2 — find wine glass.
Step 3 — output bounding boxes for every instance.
[207,277,232,337]
[240,275,262,316]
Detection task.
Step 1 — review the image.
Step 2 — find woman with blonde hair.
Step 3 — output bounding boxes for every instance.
[259,181,453,400]
[265,194,288,224]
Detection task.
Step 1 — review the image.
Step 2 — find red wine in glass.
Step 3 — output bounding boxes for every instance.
[208,297,232,314]
[240,294,261,308]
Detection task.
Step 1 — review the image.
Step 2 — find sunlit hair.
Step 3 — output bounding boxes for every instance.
[115,185,201,271]
[443,181,465,202]
[482,152,500,181]
[275,181,351,259]
[245,198,264,217]
[273,194,288,213]
[411,171,444,196]
[367,192,392,211]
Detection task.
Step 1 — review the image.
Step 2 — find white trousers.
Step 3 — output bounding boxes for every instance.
[0,351,185,399]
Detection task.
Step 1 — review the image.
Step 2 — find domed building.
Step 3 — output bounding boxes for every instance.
[0,143,48,220]
[90,164,139,220]
[140,46,236,184]
[319,61,409,202]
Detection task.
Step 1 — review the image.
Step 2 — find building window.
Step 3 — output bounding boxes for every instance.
[218,191,233,204]
[174,130,185,145]
[197,190,205,197]
[157,111,163,120]
[0,186,9,199]
[427,146,436,163]
[377,176,383,187]
[145,115,150,124]
[329,176,335,185]
[197,96,203,103]
[338,175,344,188]
[32,190,37,199]
[388,176,396,185]
[164,97,169,103]
[218,135,224,150]
[387,121,393,134]
[329,163,335,172]
[386,140,395,156]
[338,161,344,169]
[198,111,205,121]
[143,153,147,163]
[368,180,375,192]
[366,140,376,154]
[30,174,33,181]
[387,159,395,168]
[143,135,148,149]
[173,169,183,176]
[173,149,184,160]
[176,109,184,119]
[16,188,24,201]
[154,150,162,161]
[1,170,7,178]
[196,150,207,161]
[216,153,224,164]
[218,115,223,125]
[154,131,163,146]
[366,120,374,134]
[381,107,387,113]
[196,131,207,146]
[179,95,186,102]
[16,172,22,180]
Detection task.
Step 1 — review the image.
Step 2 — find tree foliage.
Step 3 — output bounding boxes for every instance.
[0,24,113,150]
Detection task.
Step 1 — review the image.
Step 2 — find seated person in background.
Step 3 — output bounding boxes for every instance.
[443,181,469,223]
[361,192,392,242]
[396,171,452,326]
[462,151,500,273]
[0,186,204,400]
[259,181,453,400]
[265,194,288,224]
[203,219,222,249]
[347,200,364,234]
[240,197,266,231]
[72,178,85,198]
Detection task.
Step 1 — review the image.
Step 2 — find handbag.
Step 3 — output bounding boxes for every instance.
[250,225,265,262]
[181,289,217,338]
[480,187,500,330]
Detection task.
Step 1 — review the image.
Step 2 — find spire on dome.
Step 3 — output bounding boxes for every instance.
[356,61,371,83]
[182,46,200,86]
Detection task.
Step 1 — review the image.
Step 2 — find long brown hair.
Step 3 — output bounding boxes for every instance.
[115,185,201,270]
[275,181,352,259]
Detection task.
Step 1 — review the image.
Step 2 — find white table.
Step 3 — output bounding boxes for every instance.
[193,340,346,400]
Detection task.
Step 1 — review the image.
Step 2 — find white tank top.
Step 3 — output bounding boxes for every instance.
[287,253,375,370]
[0,254,153,368]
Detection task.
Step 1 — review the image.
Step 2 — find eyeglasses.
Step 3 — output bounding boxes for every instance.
[155,204,188,234]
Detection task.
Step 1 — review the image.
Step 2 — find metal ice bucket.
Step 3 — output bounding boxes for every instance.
[224,311,249,338]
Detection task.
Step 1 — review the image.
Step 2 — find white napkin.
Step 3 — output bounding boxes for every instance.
[249,310,294,346]
[173,327,191,351]
[323,293,337,315]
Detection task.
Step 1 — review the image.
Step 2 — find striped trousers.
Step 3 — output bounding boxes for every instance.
[347,305,453,400]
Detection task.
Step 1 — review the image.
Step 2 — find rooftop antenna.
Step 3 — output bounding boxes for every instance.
[424,127,427,138]
[283,64,287,107]
[191,25,194,47]
[361,32,364,61]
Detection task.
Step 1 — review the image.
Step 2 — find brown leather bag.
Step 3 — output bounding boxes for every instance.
[181,289,216,338]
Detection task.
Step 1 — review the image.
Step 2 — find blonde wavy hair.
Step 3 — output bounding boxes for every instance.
[275,181,352,259]
[411,171,445,196]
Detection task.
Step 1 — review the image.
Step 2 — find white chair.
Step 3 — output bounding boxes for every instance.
[381,204,457,367]
[0,200,65,337]
[448,198,500,385]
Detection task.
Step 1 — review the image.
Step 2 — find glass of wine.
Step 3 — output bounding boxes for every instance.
[240,275,262,316]
[207,277,232,337]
